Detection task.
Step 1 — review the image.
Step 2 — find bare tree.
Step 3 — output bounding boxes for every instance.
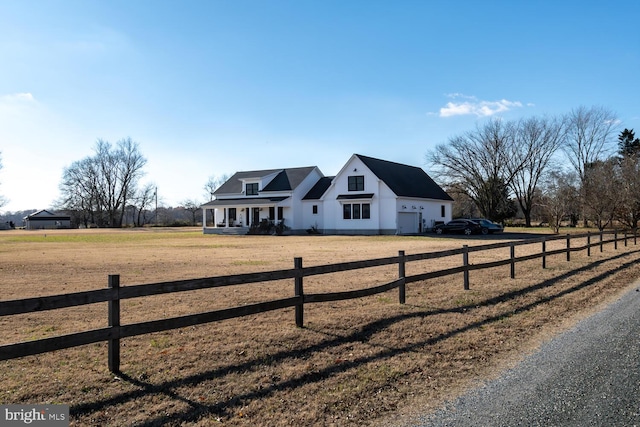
[428,118,522,221]
[131,183,156,227]
[583,159,620,230]
[203,174,229,225]
[58,157,101,227]
[562,106,618,226]
[615,154,640,230]
[509,116,566,227]
[446,183,481,219]
[564,106,618,180]
[203,174,229,201]
[58,138,147,227]
[538,169,580,233]
[180,199,202,225]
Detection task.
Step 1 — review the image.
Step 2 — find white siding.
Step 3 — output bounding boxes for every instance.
[301,200,324,232]
[288,168,324,231]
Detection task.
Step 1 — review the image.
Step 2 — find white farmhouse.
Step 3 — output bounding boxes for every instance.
[202,166,323,234]
[202,154,453,235]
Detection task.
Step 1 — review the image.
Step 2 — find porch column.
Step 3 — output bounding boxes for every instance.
[224,208,229,227]
[202,208,208,228]
[212,208,217,228]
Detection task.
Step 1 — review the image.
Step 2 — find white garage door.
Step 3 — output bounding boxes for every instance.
[397,212,418,234]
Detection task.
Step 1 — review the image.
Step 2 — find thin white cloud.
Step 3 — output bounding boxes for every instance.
[444,93,477,100]
[438,94,524,117]
[1,93,36,103]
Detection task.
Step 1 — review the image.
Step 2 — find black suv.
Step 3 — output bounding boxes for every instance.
[433,219,483,235]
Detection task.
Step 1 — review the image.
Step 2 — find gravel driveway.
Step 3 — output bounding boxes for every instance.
[411,284,640,427]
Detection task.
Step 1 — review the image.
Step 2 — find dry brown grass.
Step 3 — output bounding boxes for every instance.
[1,227,640,426]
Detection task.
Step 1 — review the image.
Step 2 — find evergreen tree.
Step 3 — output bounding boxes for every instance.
[618,128,640,157]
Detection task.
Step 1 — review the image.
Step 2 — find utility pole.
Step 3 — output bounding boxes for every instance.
[155,187,158,226]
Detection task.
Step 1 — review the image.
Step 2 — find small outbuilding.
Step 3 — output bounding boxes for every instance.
[23,210,71,230]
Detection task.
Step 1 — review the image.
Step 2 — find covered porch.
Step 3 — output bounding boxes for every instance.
[202,197,289,235]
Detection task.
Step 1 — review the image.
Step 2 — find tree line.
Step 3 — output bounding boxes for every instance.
[56,138,154,228]
[2,105,637,231]
[428,105,640,231]
[0,139,225,228]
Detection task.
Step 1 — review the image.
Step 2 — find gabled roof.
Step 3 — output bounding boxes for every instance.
[26,209,56,218]
[355,154,453,201]
[302,176,334,200]
[214,166,317,195]
[262,167,317,192]
[24,209,70,220]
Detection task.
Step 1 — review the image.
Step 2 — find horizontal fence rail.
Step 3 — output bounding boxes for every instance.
[0,230,637,372]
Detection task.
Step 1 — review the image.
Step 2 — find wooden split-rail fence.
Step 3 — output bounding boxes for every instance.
[0,230,637,373]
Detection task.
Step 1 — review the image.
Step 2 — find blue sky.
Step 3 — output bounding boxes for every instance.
[1,0,638,212]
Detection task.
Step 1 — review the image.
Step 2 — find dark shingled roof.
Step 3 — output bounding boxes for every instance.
[302,176,334,200]
[214,167,317,195]
[355,154,453,201]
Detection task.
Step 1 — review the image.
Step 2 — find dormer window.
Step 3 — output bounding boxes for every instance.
[246,183,259,195]
[348,175,364,191]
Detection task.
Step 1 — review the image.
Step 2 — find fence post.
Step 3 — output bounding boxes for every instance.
[600,231,603,253]
[587,232,591,257]
[294,257,304,328]
[542,237,546,269]
[108,274,120,374]
[566,234,571,262]
[463,245,469,290]
[398,250,406,304]
[510,243,515,279]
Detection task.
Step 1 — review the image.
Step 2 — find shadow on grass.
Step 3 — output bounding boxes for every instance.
[71,249,640,425]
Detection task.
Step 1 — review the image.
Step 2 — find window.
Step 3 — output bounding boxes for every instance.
[229,208,237,221]
[343,204,352,219]
[278,207,283,220]
[348,175,364,191]
[441,205,445,217]
[246,183,258,195]
[343,203,370,220]
[269,207,275,220]
[362,203,370,219]
[312,205,318,214]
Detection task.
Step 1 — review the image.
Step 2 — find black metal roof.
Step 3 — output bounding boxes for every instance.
[355,154,453,201]
[214,166,317,195]
[302,176,334,200]
[336,193,375,200]
[23,209,71,221]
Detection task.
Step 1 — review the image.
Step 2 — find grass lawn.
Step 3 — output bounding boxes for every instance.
[1,227,639,426]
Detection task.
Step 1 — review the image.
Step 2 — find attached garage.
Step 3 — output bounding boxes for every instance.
[397,212,418,234]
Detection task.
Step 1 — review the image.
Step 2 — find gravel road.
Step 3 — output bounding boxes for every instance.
[411,284,640,427]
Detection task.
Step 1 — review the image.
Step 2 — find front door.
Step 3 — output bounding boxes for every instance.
[252,207,260,226]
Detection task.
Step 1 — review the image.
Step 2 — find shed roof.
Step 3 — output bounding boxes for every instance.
[202,196,289,207]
